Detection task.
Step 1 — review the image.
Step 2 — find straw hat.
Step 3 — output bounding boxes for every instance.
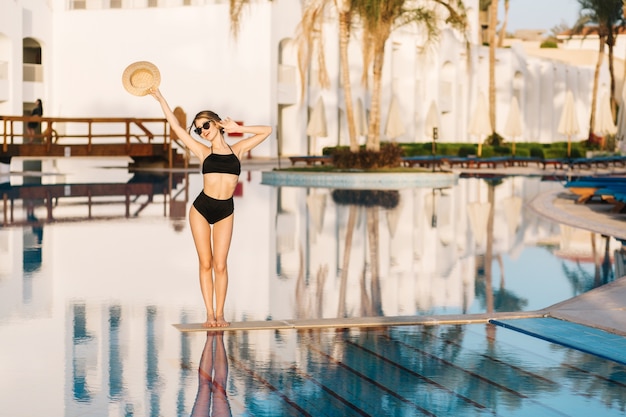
[122,61,161,96]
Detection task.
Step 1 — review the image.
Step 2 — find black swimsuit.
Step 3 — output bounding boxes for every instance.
[192,150,241,224]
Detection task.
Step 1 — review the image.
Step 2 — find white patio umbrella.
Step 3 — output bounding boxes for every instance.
[306,96,328,155]
[595,92,617,148]
[504,96,523,156]
[558,90,579,158]
[385,95,406,140]
[425,101,440,154]
[468,92,492,157]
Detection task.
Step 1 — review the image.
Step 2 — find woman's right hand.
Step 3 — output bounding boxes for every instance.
[148,87,163,101]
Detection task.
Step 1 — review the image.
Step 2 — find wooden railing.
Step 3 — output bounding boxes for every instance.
[0,115,193,168]
[1,115,169,150]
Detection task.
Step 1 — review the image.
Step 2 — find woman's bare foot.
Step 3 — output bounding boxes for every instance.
[203,313,217,328]
[215,316,230,327]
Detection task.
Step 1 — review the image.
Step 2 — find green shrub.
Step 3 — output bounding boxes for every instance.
[485,132,504,146]
[529,146,544,158]
[330,142,403,169]
[513,148,530,157]
[545,148,566,159]
[458,144,477,157]
[540,40,558,48]
[493,145,512,155]
[570,146,583,158]
[480,146,495,157]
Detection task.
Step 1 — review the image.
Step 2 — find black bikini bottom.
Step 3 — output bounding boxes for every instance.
[192,191,234,225]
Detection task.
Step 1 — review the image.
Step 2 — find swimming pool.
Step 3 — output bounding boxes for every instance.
[0,158,624,416]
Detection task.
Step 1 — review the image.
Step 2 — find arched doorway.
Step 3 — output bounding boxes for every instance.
[22,37,44,143]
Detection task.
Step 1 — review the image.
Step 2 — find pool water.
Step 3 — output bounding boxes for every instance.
[0,158,624,416]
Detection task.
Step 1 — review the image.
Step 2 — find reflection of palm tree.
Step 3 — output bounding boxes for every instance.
[484,182,495,314]
[333,190,399,317]
[366,206,383,315]
[338,205,358,317]
[191,332,232,417]
[476,178,528,313]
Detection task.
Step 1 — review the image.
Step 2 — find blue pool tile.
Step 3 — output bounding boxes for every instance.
[490,317,626,366]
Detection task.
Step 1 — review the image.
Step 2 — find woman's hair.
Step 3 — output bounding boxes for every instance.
[190,110,224,135]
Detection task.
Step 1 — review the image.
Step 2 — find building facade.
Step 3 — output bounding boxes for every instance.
[0,0,614,157]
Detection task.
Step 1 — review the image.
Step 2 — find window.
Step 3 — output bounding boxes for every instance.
[71,0,86,9]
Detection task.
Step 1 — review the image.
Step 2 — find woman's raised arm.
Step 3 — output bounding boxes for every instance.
[148,87,207,159]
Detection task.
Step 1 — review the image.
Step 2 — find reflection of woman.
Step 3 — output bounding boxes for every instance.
[149,87,271,327]
[26,99,43,143]
[191,332,231,417]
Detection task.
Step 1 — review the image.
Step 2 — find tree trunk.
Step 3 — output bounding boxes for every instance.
[607,32,617,122]
[589,36,605,138]
[366,39,386,152]
[488,0,498,135]
[338,10,359,152]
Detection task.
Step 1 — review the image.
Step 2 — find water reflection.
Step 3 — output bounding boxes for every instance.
[191,332,232,417]
[2,162,626,416]
[274,176,623,320]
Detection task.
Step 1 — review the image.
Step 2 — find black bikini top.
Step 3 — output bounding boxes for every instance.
[202,150,241,176]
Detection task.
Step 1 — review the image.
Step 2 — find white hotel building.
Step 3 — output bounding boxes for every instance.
[0,0,619,158]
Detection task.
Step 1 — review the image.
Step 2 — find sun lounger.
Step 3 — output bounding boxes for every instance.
[540,158,566,169]
[288,155,332,166]
[443,156,510,169]
[509,156,542,167]
[401,155,445,169]
[565,177,626,204]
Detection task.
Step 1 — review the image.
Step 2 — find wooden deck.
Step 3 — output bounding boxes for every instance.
[0,115,188,168]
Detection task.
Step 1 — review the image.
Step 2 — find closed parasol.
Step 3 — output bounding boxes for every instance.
[557,90,579,157]
[385,95,406,140]
[504,96,523,156]
[468,92,492,157]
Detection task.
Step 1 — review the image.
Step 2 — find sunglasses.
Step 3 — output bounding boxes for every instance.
[193,120,213,135]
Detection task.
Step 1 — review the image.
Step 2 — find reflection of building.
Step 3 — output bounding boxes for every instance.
[269,175,622,319]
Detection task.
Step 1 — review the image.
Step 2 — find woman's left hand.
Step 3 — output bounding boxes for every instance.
[219,117,241,133]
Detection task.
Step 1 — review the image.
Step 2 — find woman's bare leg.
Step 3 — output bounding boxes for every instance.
[212,214,234,327]
[189,207,216,327]
[211,332,232,416]
[190,332,214,417]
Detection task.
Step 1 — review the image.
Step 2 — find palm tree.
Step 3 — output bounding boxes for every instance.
[497,0,509,47]
[488,0,498,138]
[354,0,469,151]
[571,0,623,139]
[295,0,361,152]
[230,1,468,153]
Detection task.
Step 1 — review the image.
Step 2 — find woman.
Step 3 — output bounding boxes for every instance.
[26,99,43,143]
[149,87,271,327]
